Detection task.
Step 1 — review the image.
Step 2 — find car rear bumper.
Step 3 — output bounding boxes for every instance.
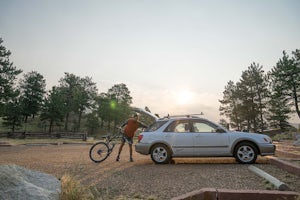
[135,143,150,155]
[259,143,276,156]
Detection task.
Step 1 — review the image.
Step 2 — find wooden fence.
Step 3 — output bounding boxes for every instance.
[0,131,87,141]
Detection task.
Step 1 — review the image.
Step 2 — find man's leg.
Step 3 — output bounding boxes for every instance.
[129,144,133,162]
[116,141,124,161]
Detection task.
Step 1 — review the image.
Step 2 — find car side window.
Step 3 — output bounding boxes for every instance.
[145,121,168,132]
[193,122,216,133]
[164,120,190,132]
[174,123,190,132]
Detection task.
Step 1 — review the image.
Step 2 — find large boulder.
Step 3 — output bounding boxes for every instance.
[0,164,61,200]
[293,134,300,146]
[293,140,300,146]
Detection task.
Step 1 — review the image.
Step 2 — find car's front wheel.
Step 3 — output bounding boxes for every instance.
[150,144,171,164]
[234,142,258,164]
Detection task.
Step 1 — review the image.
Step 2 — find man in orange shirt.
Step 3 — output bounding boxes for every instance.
[116,113,147,162]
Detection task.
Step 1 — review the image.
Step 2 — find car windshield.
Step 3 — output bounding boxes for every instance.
[145,120,168,132]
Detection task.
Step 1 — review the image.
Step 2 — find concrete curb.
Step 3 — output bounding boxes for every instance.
[269,157,300,176]
[248,165,290,191]
[172,188,299,200]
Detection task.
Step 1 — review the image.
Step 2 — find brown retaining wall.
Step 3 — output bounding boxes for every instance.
[269,157,300,176]
[172,188,299,200]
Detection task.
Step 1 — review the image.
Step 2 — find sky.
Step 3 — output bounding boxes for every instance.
[1,0,300,123]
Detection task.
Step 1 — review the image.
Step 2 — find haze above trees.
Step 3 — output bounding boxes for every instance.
[1,38,299,133]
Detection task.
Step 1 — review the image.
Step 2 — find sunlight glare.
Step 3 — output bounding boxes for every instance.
[176,90,193,105]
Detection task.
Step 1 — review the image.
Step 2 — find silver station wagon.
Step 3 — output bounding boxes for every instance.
[135,115,275,164]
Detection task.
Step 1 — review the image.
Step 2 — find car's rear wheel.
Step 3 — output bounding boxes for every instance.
[150,144,171,164]
[234,142,258,164]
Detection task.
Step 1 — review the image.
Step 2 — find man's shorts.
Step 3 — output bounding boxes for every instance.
[121,134,133,145]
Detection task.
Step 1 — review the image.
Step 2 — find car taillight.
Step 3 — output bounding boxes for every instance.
[138,134,143,142]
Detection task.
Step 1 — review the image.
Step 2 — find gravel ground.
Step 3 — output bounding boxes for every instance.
[0,143,299,199]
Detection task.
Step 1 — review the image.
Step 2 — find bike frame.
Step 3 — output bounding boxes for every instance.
[89,131,123,163]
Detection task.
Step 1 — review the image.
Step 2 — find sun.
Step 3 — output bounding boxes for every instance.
[176,90,193,105]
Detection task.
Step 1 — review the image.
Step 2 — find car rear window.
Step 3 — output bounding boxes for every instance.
[145,120,168,132]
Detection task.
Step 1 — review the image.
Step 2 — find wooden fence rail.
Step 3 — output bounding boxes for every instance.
[0,132,87,141]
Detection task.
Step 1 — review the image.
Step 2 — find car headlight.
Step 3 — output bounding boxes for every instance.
[263,137,272,143]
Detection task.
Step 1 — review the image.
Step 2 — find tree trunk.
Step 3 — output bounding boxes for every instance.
[100,119,104,128]
[49,119,53,133]
[64,112,69,131]
[293,84,300,119]
[77,110,83,132]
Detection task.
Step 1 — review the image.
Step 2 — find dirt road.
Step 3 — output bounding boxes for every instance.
[0,143,299,199]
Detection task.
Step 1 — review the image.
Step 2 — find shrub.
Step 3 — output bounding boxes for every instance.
[272,132,297,141]
[61,174,92,200]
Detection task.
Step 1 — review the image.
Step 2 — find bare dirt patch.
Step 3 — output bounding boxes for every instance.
[0,143,299,199]
[275,140,300,158]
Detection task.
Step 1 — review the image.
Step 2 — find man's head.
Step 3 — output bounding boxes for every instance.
[133,113,139,120]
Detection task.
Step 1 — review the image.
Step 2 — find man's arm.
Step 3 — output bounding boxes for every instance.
[138,121,148,129]
[121,121,128,128]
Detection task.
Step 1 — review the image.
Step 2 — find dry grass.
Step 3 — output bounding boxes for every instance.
[61,174,92,200]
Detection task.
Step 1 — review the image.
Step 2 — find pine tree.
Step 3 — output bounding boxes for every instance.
[0,38,22,115]
[40,87,65,133]
[268,50,300,129]
[219,81,241,130]
[19,71,46,122]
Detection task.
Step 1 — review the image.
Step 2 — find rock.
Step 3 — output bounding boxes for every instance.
[293,133,300,146]
[0,164,61,200]
[293,139,300,146]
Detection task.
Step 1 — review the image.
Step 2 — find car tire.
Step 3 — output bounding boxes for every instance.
[234,142,258,164]
[150,144,171,164]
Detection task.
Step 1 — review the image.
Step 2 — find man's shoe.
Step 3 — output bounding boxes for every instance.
[116,156,120,162]
[130,157,134,162]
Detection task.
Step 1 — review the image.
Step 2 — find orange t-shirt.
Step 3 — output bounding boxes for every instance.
[124,118,140,138]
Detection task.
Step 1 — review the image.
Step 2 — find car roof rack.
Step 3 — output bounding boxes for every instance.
[160,112,204,119]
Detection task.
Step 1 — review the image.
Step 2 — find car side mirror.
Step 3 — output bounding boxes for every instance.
[216,128,225,133]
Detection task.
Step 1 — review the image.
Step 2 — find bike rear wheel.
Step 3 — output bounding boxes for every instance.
[89,142,110,163]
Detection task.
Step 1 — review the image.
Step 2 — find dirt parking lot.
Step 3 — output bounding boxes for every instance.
[0,143,299,199]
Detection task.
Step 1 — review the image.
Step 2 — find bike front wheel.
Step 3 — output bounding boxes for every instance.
[89,142,110,163]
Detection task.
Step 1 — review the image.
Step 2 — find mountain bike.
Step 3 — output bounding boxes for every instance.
[89,130,122,163]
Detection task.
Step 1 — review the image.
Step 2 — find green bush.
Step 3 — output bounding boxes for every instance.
[272,132,297,141]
